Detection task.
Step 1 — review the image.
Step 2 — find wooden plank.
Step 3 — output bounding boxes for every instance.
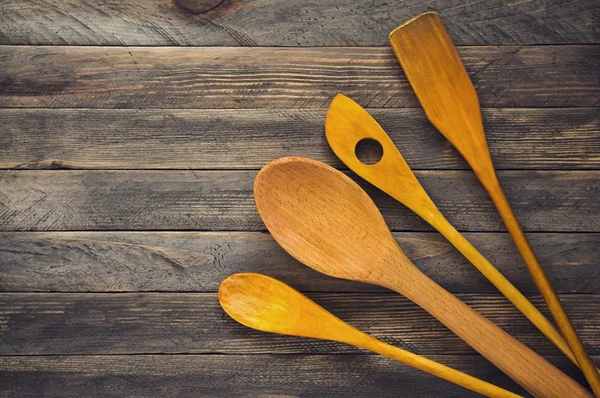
[5,354,594,398]
[1,46,598,109]
[1,108,598,170]
[0,170,598,232]
[1,232,598,294]
[0,0,597,46]
[0,293,598,356]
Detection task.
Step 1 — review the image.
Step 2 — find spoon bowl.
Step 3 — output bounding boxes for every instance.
[219,271,333,339]
[254,157,406,285]
[219,272,523,398]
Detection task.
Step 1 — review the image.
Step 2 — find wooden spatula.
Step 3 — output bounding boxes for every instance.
[388,12,600,395]
[254,156,591,397]
[220,272,523,397]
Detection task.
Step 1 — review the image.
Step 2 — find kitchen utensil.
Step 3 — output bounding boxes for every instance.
[219,272,523,397]
[325,93,583,369]
[253,156,591,397]
[388,12,599,394]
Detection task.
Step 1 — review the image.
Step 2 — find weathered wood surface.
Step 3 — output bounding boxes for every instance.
[1,2,598,396]
[4,354,595,398]
[1,292,598,356]
[0,0,598,46]
[1,107,598,170]
[1,232,597,294]
[1,170,598,232]
[1,46,598,109]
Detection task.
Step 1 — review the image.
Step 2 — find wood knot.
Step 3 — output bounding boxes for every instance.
[173,0,225,14]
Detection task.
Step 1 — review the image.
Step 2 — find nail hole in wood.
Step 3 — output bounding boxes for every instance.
[355,138,383,165]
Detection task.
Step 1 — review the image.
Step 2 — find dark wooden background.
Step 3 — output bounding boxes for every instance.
[0,0,599,396]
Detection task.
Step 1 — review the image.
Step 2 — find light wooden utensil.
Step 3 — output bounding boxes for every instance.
[388,12,600,395]
[220,272,523,398]
[325,93,588,371]
[254,156,591,398]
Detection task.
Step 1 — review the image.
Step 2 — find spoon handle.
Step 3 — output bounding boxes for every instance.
[483,173,600,393]
[354,334,522,398]
[432,215,582,365]
[384,257,592,398]
[222,273,523,397]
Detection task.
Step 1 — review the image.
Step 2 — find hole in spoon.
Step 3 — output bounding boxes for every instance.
[355,138,383,165]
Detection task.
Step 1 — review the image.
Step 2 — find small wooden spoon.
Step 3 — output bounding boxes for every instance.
[388,12,600,395]
[324,93,581,370]
[220,272,523,397]
[254,157,591,398]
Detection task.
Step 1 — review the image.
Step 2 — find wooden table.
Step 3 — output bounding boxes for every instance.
[0,1,598,396]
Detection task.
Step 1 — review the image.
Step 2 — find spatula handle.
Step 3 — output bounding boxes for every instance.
[432,216,585,366]
[484,175,600,395]
[384,255,592,398]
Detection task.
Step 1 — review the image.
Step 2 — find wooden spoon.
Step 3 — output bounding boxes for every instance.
[219,272,523,398]
[254,156,591,398]
[325,93,583,370]
[388,12,600,395]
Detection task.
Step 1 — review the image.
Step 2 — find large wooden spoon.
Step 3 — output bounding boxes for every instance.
[254,156,591,398]
[388,12,600,395]
[219,272,522,397]
[325,93,583,370]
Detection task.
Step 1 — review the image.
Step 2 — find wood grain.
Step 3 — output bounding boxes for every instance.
[0,170,598,232]
[1,232,597,294]
[4,354,595,398]
[0,0,597,46]
[1,1,598,397]
[1,108,598,170]
[173,0,225,14]
[1,46,598,109]
[1,292,598,356]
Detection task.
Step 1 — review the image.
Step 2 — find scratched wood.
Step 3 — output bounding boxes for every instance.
[1,46,598,109]
[1,232,598,294]
[1,108,598,170]
[4,354,597,398]
[1,293,598,356]
[0,0,598,46]
[0,170,598,232]
[1,1,599,396]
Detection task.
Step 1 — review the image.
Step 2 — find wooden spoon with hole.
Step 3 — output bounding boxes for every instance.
[220,272,523,398]
[254,156,591,397]
[325,93,594,374]
[388,12,600,395]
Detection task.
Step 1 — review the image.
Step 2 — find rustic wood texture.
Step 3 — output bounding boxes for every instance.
[1,170,598,232]
[1,292,598,356]
[1,46,598,109]
[3,355,596,398]
[2,1,599,396]
[1,232,597,293]
[0,0,598,46]
[1,108,598,170]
